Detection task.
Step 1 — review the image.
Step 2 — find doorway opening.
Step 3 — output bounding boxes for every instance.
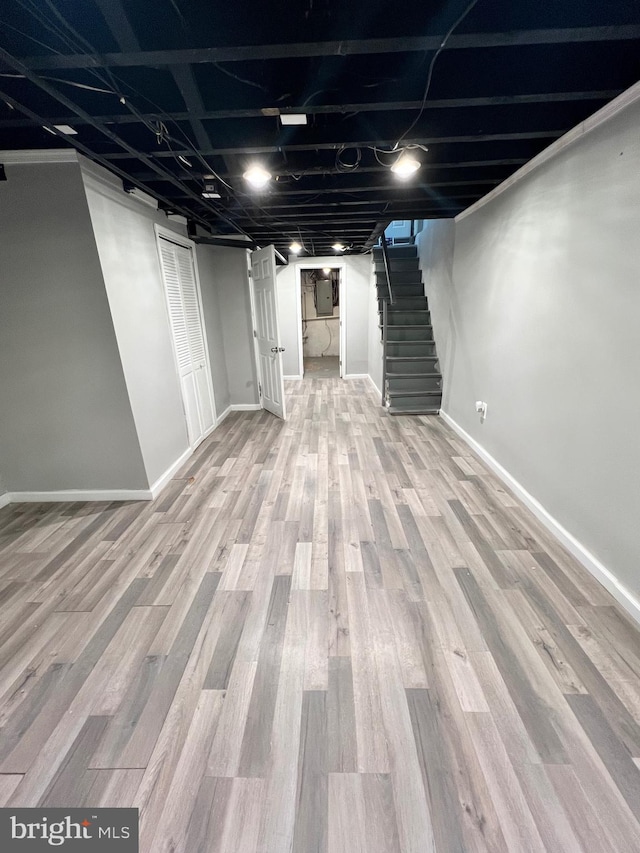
[298,265,343,379]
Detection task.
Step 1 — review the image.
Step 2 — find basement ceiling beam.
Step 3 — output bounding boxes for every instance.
[103,130,565,158]
[0,87,215,233]
[0,92,618,128]
[0,46,251,239]
[116,159,529,182]
[229,208,467,221]
[93,0,213,155]
[20,26,640,69]
[225,194,480,209]
[230,179,503,196]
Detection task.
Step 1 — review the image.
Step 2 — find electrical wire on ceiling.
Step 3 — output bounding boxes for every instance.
[394,0,479,146]
[4,0,424,249]
[335,146,361,173]
[9,0,243,215]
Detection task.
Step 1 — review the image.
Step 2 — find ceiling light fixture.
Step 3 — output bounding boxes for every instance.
[279,114,308,126]
[290,241,303,254]
[53,124,77,135]
[390,151,421,179]
[332,243,346,252]
[322,267,331,275]
[243,164,272,189]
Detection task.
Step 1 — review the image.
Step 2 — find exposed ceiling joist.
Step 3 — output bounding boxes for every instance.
[0,92,618,129]
[101,130,565,159]
[19,26,640,69]
[0,45,249,238]
[2,1,638,253]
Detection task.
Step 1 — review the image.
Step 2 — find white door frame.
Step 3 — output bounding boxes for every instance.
[295,260,346,378]
[154,224,218,447]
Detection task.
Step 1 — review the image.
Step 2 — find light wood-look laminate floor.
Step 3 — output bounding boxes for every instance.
[2,377,640,852]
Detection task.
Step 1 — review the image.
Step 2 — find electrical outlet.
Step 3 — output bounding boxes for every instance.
[475,400,488,421]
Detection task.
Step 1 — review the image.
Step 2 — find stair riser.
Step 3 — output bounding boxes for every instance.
[387,377,442,392]
[377,288,424,301]
[374,260,419,272]
[386,342,437,357]
[376,271,423,284]
[388,395,442,410]
[373,246,417,259]
[385,328,434,342]
[387,313,431,325]
[387,359,439,375]
[379,298,427,311]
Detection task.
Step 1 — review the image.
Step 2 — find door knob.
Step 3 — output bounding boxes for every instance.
[278,347,285,352]
[271,347,278,353]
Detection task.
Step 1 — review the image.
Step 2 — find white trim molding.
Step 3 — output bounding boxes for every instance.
[216,405,232,425]
[366,373,382,396]
[0,149,78,164]
[148,446,192,499]
[284,375,303,381]
[7,489,153,503]
[439,410,640,626]
[457,80,640,221]
[0,493,11,510]
[213,402,261,422]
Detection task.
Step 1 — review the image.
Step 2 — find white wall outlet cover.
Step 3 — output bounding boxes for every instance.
[475,400,484,412]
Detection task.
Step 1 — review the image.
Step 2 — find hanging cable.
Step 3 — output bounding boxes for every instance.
[395,0,479,146]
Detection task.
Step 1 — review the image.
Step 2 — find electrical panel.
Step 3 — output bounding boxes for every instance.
[315,280,333,316]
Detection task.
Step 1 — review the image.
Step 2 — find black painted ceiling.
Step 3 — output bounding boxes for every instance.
[1,1,639,255]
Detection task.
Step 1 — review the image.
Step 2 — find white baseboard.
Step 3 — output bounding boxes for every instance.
[216,405,232,425]
[148,446,192,499]
[0,492,11,510]
[440,410,640,626]
[366,374,382,396]
[7,488,153,503]
[343,373,370,380]
[284,374,302,380]
[230,403,261,411]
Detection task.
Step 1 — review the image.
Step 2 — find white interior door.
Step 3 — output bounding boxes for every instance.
[251,245,286,420]
[158,236,216,447]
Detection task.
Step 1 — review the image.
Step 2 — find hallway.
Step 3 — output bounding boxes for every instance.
[1,378,640,851]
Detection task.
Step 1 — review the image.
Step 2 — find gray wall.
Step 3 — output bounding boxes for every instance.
[0,161,147,492]
[195,245,231,413]
[203,246,259,406]
[416,219,456,401]
[81,159,190,486]
[417,92,640,595]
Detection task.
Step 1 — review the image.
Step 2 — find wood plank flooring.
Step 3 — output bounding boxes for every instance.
[2,376,640,851]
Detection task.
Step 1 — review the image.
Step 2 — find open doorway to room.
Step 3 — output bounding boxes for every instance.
[297,264,344,379]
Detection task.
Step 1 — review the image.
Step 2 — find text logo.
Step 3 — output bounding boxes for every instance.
[0,809,138,851]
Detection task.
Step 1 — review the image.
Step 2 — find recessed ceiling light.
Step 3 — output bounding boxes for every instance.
[53,124,77,135]
[332,243,346,252]
[243,164,272,189]
[390,151,421,179]
[279,114,307,126]
[290,241,303,253]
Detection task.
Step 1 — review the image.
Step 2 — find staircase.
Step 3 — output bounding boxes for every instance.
[373,243,442,415]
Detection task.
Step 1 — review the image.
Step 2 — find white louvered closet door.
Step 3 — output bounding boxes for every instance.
[158,237,215,447]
